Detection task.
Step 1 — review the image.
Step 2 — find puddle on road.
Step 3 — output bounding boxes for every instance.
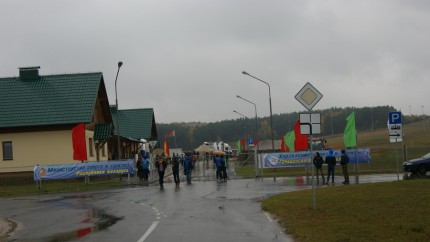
[8,196,123,242]
[35,208,122,242]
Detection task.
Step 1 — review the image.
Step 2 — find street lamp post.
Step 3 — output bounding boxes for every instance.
[236,95,258,142]
[242,71,274,151]
[236,95,260,177]
[233,110,248,150]
[115,61,123,160]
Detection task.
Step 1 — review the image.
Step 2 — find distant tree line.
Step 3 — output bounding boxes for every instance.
[157,106,426,150]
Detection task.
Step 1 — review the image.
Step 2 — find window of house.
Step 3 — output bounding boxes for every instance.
[89,138,94,157]
[2,141,13,160]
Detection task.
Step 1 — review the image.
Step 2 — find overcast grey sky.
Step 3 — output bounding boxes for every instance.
[1,0,429,123]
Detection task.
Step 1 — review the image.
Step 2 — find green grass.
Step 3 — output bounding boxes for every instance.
[327,121,430,149]
[0,178,126,197]
[261,179,430,241]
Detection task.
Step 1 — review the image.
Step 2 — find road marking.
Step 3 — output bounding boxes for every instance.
[136,221,159,242]
[265,212,273,222]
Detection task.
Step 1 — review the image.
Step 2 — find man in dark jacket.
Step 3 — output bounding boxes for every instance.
[172,153,180,187]
[313,152,325,184]
[340,149,350,184]
[136,158,143,181]
[325,149,336,185]
[155,155,168,189]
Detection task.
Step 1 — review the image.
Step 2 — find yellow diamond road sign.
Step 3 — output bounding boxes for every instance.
[295,82,323,111]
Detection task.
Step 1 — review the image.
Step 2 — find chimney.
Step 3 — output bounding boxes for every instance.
[19,66,40,81]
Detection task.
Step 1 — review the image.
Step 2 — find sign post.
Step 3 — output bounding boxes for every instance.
[295,82,323,210]
[388,112,403,143]
[388,112,403,181]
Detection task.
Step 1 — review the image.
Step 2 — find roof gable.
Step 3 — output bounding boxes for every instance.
[111,107,157,140]
[0,72,103,128]
[94,123,113,142]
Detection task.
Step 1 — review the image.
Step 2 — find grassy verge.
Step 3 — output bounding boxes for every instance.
[261,179,430,241]
[0,178,126,197]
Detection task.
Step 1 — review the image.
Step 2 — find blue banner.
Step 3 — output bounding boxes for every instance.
[262,149,371,168]
[34,160,135,181]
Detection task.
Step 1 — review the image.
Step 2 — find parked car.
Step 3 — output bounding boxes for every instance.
[403,153,430,175]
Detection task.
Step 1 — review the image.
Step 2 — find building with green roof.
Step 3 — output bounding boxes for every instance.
[0,66,159,174]
[110,107,158,159]
[0,67,113,173]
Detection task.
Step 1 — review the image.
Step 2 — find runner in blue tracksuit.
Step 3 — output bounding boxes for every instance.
[183,153,193,184]
[213,154,223,181]
[325,149,337,185]
[141,156,150,181]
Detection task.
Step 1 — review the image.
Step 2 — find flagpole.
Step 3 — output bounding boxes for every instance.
[355,130,359,180]
[398,112,404,181]
[355,111,359,178]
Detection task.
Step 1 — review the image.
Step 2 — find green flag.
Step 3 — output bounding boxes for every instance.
[236,139,242,153]
[344,111,357,148]
[285,131,295,152]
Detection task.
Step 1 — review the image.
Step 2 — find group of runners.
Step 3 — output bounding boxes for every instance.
[136,151,229,189]
[213,154,229,182]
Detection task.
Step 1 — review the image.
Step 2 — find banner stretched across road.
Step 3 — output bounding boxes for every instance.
[261,149,371,168]
[34,160,134,181]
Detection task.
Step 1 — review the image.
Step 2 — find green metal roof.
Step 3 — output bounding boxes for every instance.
[93,123,113,142]
[0,71,103,128]
[111,107,156,140]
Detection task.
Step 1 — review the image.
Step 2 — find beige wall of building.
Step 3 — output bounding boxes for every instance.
[1,130,108,173]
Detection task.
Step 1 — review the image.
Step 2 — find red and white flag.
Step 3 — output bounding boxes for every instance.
[164,130,175,138]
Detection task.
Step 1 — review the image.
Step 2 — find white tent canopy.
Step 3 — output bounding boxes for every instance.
[194,144,216,153]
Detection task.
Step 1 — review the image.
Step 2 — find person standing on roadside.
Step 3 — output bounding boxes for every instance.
[340,149,350,184]
[155,155,167,189]
[325,149,337,185]
[214,154,223,182]
[141,155,150,181]
[183,152,193,184]
[136,157,143,181]
[313,152,325,184]
[172,153,180,187]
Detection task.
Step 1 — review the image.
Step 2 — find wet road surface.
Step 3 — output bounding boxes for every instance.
[0,161,403,242]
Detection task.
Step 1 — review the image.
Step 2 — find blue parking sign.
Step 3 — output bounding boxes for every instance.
[388,112,402,124]
[248,138,254,145]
